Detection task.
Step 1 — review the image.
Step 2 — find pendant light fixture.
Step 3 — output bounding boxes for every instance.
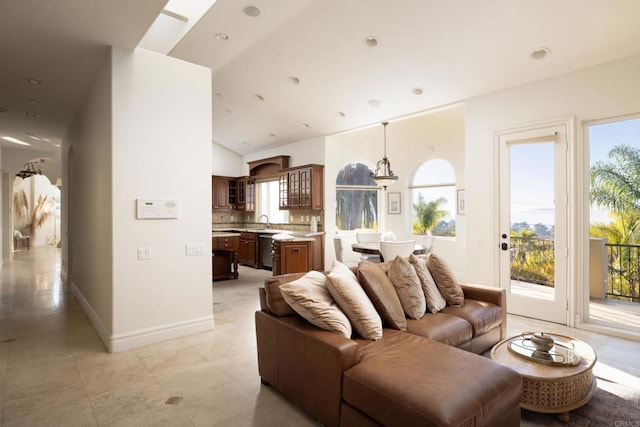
[15,161,43,179]
[370,121,398,190]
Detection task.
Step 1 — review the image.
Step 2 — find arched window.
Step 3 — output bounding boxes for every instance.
[336,162,379,231]
[411,159,456,236]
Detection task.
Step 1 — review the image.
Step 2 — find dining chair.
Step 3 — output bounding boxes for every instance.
[355,231,382,262]
[381,231,396,241]
[379,240,416,262]
[334,235,360,267]
[355,231,382,243]
[422,235,435,254]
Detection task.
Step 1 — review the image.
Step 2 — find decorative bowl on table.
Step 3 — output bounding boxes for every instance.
[531,332,555,352]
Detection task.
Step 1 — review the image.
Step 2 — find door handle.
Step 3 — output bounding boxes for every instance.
[501,242,509,251]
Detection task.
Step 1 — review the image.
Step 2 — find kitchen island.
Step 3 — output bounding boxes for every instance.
[212,232,240,281]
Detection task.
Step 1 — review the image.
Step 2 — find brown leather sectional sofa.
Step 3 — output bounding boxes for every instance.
[255,260,523,427]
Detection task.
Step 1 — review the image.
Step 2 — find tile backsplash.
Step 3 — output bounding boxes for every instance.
[212,209,324,232]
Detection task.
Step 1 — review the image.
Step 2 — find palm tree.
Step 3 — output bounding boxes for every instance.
[336,163,378,230]
[590,144,640,240]
[413,194,447,234]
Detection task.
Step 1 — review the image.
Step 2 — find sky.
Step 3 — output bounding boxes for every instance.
[510,116,640,227]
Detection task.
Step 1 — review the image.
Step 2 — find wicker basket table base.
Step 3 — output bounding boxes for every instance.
[491,333,597,423]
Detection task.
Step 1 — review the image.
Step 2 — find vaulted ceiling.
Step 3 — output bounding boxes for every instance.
[2,0,640,157]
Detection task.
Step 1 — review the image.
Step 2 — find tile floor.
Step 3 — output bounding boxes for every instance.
[1,247,639,426]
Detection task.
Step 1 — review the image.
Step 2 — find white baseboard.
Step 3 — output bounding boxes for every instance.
[70,282,214,352]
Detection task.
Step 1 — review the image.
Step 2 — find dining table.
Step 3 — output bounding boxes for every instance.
[351,242,427,262]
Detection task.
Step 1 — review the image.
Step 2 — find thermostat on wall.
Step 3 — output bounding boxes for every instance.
[136,199,179,219]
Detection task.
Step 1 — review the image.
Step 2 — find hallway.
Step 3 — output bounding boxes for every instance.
[0,247,313,426]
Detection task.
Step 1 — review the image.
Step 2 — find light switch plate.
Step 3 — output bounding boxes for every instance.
[186,243,205,256]
[138,247,152,260]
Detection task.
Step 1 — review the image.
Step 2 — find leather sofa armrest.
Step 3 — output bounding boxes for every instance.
[459,283,507,339]
[255,311,360,427]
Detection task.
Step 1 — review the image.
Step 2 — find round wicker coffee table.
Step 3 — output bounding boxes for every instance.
[490,333,597,422]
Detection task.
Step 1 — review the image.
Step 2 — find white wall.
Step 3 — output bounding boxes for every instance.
[212,141,243,176]
[325,105,466,272]
[465,55,640,288]
[66,47,213,352]
[65,51,114,332]
[110,47,213,350]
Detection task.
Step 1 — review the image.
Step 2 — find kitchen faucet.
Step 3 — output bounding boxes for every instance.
[257,214,271,229]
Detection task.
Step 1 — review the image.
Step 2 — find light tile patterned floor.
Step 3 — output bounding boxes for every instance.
[1,247,638,425]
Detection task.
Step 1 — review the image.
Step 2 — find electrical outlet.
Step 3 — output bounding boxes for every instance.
[186,243,205,256]
[138,247,152,260]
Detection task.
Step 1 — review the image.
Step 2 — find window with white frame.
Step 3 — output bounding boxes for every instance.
[411,159,456,236]
[336,162,379,231]
[257,180,288,224]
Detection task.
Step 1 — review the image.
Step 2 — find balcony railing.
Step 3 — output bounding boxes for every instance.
[605,243,640,303]
[509,236,640,303]
[509,236,555,287]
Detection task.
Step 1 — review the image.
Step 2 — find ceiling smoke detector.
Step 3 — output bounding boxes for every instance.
[215,33,229,41]
[288,76,300,84]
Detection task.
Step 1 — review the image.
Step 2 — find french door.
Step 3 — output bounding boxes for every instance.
[498,124,569,324]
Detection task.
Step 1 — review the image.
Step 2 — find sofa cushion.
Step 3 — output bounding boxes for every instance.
[426,253,464,307]
[264,272,307,316]
[409,254,446,313]
[343,332,522,427]
[279,270,353,339]
[405,313,473,348]
[357,261,407,331]
[387,256,426,320]
[327,261,383,340]
[441,299,503,336]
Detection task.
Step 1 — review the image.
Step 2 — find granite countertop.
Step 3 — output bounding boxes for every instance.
[211,231,241,238]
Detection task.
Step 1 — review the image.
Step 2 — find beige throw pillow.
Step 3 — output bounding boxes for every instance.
[280,271,353,339]
[387,256,426,319]
[357,261,407,331]
[327,261,383,340]
[426,253,464,307]
[409,254,446,313]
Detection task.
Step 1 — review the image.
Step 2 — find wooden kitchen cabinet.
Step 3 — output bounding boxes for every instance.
[212,176,237,210]
[212,235,240,281]
[272,240,313,276]
[279,164,324,210]
[236,176,255,211]
[238,232,259,268]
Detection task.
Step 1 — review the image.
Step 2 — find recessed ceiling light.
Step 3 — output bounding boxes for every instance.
[24,111,38,117]
[364,37,378,48]
[24,78,42,85]
[531,47,550,60]
[215,33,229,41]
[269,133,277,138]
[243,6,262,17]
[412,88,424,95]
[225,108,233,114]
[215,92,223,98]
[288,76,300,84]
[28,99,38,104]
[254,94,264,101]
[2,136,31,146]
[368,99,382,108]
[0,107,7,114]
[336,111,346,117]
[242,141,252,146]
[301,123,310,129]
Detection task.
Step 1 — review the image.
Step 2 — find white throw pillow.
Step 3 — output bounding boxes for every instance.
[326,260,383,340]
[280,270,352,339]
